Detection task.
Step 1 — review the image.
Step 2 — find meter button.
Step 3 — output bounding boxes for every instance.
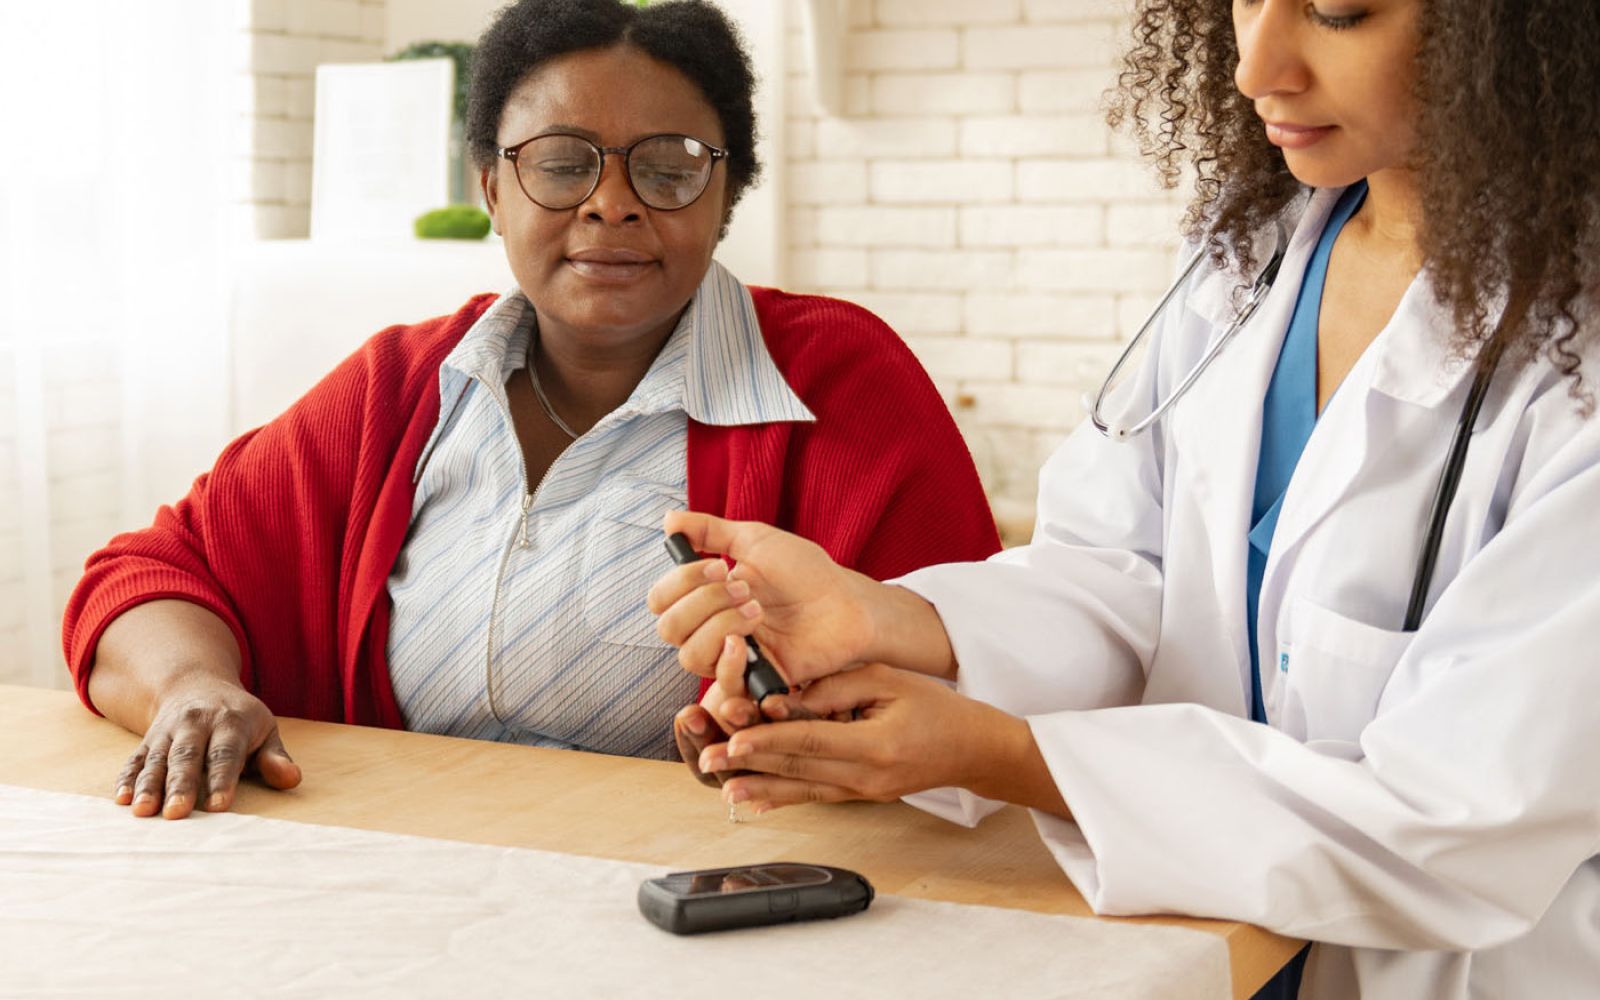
[769,890,799,913]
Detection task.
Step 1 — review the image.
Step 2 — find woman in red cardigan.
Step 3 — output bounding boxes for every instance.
[64,0,998,821]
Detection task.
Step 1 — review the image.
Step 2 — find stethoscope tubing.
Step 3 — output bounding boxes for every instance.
[1403,347,1502,632]
[1090,227,1289,440]
[1089,225,1496,635]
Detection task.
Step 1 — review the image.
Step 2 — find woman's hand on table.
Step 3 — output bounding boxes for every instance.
[694,664,1071,820]
[114,674,301,819]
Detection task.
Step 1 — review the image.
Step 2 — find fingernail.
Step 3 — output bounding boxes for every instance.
[727,739,750,758]
[738,599,761,619]
[703,560,727,581]
[725,786,750,804]
[114,785,131,800]
[730,703,755,727]
[684,712,707,736]
[206,792,226,811]
[134,792,155,809]
[698,749,719,772]
[763,698,789,720]
[164,794,184,814]
[725,579,750,601]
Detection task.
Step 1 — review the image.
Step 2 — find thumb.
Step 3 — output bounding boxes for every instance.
[794,665,893,719]
[662,510,770,563]
[251,726,303,790]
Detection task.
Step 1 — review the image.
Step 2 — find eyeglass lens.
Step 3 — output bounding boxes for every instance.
[517,134,716,211]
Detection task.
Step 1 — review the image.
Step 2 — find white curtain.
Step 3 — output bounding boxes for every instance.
[0,2,238,688]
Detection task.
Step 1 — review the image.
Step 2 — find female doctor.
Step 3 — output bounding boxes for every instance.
[649,0,1600,997]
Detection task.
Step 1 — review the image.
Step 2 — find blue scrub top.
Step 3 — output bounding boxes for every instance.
[1244,181,1367,1000]
[1245,182,1368,723]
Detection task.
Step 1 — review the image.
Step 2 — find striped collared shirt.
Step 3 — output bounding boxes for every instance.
[385,262,814,759]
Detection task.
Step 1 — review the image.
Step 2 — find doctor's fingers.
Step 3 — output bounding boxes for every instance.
[652,568,761,652]
[646,556,728,616]
[720,775,863,814]
[791,663,904,718]
[707,718,888,777]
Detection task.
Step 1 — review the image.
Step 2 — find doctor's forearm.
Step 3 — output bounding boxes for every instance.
[963,707,1071,819]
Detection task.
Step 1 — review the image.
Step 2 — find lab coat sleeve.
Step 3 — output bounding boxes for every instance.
[1022,413,1600,952]
[892,270,1179,830]
[893,363,1169,720]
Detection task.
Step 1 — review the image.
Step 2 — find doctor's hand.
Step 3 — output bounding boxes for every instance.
[692,664,1070,819]
[114,674,301,819]
[650,512,881,699]
[673,680,829,788]
[649,512,958,702]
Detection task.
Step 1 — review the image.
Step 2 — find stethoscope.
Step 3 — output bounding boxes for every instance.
[1087,224,1502,633]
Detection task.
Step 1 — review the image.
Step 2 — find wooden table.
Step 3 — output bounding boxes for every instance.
[0,684,1301,997]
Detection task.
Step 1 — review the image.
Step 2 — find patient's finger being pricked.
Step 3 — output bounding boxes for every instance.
[756,692,819,723]
[674,705,727,788]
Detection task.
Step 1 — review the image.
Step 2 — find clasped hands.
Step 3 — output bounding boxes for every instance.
[648,510,1029,816]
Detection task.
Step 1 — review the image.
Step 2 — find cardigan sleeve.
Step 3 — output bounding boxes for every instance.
[59,351,381,714]
[61,461,260,715]
[59,300,485,718]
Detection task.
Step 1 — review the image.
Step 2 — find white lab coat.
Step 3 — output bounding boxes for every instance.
[900,187,1600,999]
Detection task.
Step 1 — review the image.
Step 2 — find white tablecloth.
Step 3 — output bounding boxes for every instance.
[0,784,1230,999]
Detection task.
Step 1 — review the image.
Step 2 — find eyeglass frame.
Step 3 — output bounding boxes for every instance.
[495,132,730,212]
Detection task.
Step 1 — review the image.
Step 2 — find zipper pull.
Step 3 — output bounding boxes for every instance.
[517,493,533,548]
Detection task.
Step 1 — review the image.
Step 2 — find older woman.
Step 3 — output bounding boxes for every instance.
[63,0,998,820]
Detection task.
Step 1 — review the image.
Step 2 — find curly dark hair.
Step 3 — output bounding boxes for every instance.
[466,0,761,210]
[1108,0,1600,390]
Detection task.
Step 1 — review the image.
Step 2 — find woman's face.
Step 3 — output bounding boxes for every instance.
[1232,0,1421,188]
[483,45,729,350]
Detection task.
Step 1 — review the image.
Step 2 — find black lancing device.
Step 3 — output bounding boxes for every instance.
[664,532,790,703]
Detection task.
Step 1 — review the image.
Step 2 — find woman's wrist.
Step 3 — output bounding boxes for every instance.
[856,579,958,680]
[90,599,245,732]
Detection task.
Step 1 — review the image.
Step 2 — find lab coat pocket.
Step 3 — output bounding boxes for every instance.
[582,482,683,648]
[1278,597,1414,745]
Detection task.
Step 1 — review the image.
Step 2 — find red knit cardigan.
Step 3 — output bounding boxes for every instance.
[62,289,1000,726]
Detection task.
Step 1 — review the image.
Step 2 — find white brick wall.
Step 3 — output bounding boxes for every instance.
[241,0,387,239]
[782,0,1186,540]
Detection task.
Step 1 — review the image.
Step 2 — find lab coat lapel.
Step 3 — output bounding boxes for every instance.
[1171,192,1337,692]
[1264,263,1477,577]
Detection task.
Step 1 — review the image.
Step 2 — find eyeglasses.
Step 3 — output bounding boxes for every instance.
[497,132,729,212]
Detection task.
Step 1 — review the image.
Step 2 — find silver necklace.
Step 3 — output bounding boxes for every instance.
[526,342,580,440]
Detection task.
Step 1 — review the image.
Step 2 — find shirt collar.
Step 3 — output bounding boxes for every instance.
[437,259,813,427]
[681,260,815,426]
[438,288,534,405]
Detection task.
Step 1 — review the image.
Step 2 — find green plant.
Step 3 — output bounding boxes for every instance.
[414,205,492,240]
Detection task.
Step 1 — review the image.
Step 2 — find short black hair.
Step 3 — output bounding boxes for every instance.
[467,0,761,209]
